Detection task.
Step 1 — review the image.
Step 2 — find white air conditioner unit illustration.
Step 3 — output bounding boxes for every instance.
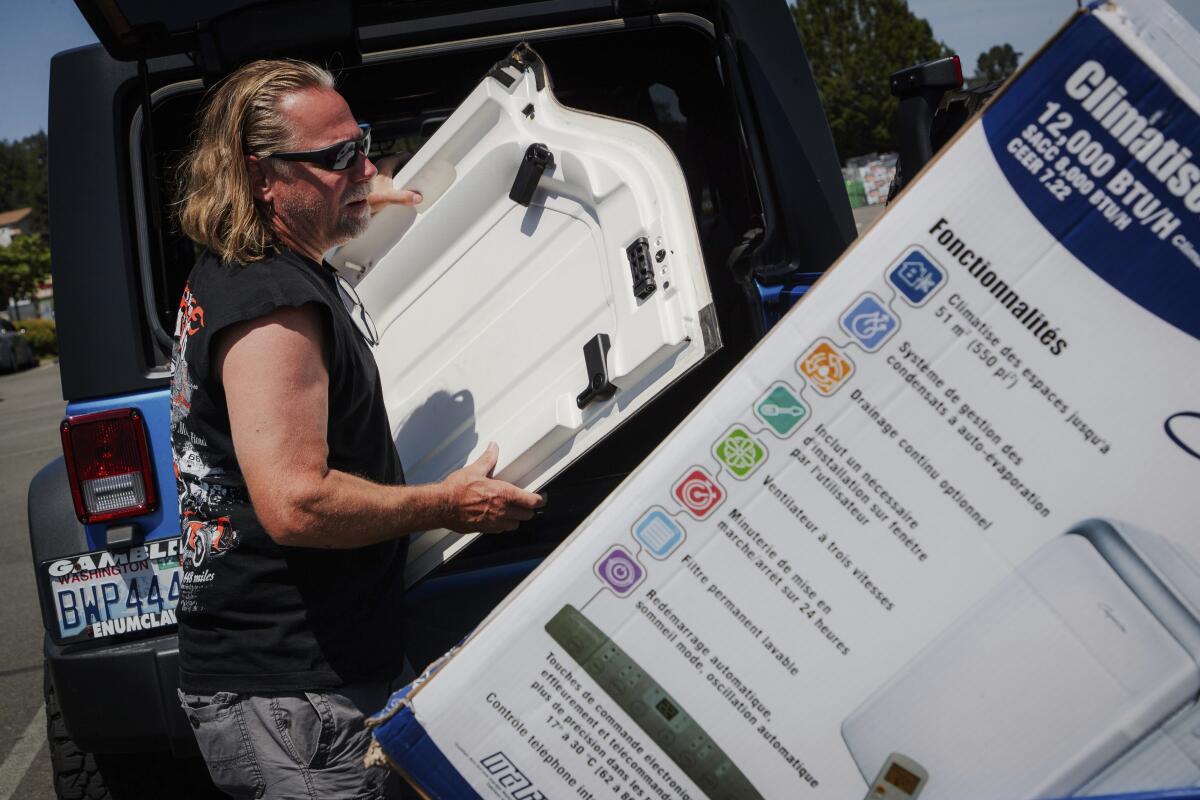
[841,519,1200,800]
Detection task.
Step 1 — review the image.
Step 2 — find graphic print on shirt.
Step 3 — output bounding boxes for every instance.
[170,283,243,612]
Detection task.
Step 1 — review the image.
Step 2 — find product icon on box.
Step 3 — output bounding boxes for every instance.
[633,507,686,559]
[594,545,645,596]
[841,293,898,351]
[798,340,855,395]
[672,466,725,519]
[713,424,768,480]
[888,247,944,306]
[755,382,809,437]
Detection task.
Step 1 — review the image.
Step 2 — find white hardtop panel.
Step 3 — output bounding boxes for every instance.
[330,51,716,585]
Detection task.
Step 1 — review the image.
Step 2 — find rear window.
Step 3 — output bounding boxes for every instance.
[141,21,756,358]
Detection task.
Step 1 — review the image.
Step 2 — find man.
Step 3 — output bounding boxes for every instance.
[169,59,543,799]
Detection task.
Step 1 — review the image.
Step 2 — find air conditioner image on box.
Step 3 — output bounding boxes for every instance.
[841,519,1200,800]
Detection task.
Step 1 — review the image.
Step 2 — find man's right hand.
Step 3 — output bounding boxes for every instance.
[440,443,545,533]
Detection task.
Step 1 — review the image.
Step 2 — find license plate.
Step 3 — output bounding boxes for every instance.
[43,538,182,642]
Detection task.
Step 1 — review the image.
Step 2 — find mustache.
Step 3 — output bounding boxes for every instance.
[345,189,371,205]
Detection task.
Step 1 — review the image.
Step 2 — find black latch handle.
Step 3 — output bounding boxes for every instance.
[576,333,617,409]
[510,143,554,206]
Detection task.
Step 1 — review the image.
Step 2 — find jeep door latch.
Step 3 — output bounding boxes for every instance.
[510,143,554,206]
[576,333,617,409]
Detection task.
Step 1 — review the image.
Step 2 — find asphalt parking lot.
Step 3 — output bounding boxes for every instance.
[853,202,886,234]
[0,362,64,800]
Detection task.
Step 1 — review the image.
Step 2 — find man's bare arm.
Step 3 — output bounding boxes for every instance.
[216,303,542,548]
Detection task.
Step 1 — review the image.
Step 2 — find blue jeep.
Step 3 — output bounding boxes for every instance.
[32,1,854,796]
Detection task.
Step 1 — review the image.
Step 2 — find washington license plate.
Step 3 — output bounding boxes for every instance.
[43,538,182,642]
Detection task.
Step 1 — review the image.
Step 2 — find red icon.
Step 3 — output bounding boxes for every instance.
[672,466,724,519]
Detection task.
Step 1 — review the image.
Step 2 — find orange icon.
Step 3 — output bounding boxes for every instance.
[797,340,854,395]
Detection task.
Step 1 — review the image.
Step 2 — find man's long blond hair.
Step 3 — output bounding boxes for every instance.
[177,59,334,264]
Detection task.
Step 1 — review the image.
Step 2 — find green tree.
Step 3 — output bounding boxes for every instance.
[972,43,1021,86]
[0,234,51,307]
[793,0,949,160]
[0,132,49,237]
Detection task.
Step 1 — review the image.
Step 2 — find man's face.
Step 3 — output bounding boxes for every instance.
[262,87,376,255]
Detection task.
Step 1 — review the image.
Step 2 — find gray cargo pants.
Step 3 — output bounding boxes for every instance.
[179,680,408,799]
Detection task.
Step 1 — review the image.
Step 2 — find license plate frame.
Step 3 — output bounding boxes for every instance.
[41,537,183,643]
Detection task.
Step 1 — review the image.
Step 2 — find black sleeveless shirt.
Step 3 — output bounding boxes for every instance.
[170,247,407,693]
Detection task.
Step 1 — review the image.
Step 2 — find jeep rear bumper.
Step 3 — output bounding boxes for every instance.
[45,631,198,756]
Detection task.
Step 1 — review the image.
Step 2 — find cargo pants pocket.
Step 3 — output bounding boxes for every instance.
[271,692,335,772]
[270,689,390,800]
[178,690,265,799]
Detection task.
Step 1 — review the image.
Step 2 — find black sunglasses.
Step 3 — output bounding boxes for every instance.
[334,272,380,347]
[263,126,372,171]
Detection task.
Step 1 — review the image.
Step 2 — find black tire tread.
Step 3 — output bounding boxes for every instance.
[46,662,108,800]
[44,662,222,799]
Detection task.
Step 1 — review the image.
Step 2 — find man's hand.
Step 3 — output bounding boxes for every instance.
[368,154,422,214]
[440,443,545,533]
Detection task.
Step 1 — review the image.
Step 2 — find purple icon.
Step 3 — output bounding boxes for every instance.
[594,545,645,596]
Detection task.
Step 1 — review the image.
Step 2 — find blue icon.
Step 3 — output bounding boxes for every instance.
[888,248,944,305]
[840,293,897,351]
[633,507,685,559]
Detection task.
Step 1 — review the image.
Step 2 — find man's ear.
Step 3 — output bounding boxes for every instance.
[246,155,272,203]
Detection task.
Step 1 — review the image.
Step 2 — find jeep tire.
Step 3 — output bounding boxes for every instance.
[45,662,219,799]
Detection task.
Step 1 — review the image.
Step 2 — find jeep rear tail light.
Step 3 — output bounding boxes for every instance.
[61,409,158,523]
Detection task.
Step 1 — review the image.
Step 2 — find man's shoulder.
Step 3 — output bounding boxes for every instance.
[190,248,326,295]
[190,247,313,282]
[186,248,332,326]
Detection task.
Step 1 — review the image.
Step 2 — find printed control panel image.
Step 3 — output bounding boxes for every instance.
[546,605,764,800]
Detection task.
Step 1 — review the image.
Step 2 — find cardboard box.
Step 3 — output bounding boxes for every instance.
[368,1,1200,797]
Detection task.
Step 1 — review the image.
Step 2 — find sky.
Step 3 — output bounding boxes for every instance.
[0,0,97,141]
[2,0,1200,142]
[912,0,1200,75]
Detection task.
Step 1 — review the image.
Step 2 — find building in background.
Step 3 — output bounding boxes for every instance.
[0,207,33,246]
[0,206,52,320]
[11,278,55,320]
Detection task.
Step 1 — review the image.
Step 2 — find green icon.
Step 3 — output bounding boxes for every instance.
[713,425,767,479]
[755,384,808,437]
